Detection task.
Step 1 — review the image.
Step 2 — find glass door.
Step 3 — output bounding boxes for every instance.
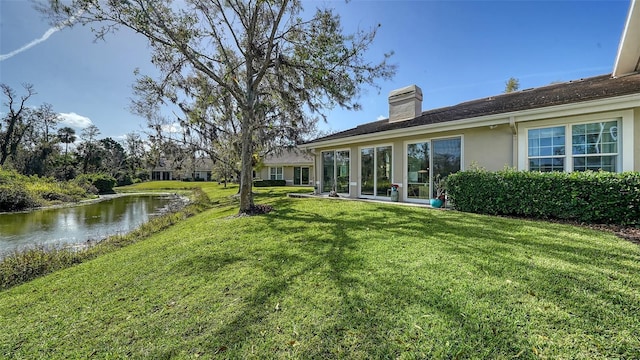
[406,142,430,201]
[301,167,310,185]
[360,146,392,198]
[360,148,374,196]
[322,151,335,192]
[336,151,350,193]
[431,138,462,197]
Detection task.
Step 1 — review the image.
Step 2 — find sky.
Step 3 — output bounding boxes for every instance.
[0,0,632,141]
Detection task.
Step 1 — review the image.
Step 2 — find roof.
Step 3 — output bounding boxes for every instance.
[262,148,314,166]
[304,73,640,145]
[613,0,640,77]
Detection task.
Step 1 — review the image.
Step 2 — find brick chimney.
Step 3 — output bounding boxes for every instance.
[388,85,422,123]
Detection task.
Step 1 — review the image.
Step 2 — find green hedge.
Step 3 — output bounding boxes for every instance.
[254,179,287,187]
[446,168,640,226]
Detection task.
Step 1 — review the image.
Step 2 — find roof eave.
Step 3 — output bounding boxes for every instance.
[300,93,640,149]
[613,0,640,77]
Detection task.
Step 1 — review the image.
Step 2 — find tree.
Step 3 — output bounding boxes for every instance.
[57,126,76,158]
[26,103,61,176]
[99,137,126,177]
[504,77,520,93]
[76,125,102,174]
[123,132,146,179]
[0,83,36,167]
[42,0,395,214]
[55,126,77,179]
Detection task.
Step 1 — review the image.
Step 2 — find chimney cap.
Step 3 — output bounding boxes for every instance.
[389,85,423,101]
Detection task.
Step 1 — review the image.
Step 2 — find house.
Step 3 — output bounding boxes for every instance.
[300,1,640,203]
[256,149,315,186]
[151,157,214,181]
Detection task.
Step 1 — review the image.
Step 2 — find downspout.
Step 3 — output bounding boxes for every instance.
[509,116,518,168]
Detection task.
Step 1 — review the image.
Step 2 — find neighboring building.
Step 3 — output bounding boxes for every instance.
[257,149,315,186]
[300,1,640,203]
[151,157,214,181]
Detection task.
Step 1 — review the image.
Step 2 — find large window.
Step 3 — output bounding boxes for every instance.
[269,167,283,180]
[527,120,619,172]
[360,145,393,198]
[322,150,350,193]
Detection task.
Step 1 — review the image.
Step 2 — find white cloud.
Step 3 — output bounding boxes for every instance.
[376,115,387,121]
[0,10,84,62]
[59,112,93,129]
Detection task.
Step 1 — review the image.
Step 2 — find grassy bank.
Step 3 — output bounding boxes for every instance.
[1,183,639,358]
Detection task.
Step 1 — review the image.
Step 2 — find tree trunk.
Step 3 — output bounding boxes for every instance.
[238,115,254,213]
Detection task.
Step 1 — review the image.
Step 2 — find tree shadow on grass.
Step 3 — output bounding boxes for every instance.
[170,196,640,358]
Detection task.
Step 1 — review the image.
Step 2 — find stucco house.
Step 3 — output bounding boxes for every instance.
[256,149,315,186]
[300,1,640,204]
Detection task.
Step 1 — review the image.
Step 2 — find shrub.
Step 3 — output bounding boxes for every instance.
[0,185,40,212]
[116,172,133,187]
[254,179,287,187]
[447,168,640,226]
[74,173,117,194]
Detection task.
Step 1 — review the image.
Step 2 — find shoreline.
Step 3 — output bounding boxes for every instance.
[0,191,183,215]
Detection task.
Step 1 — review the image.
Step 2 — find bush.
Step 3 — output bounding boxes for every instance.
[116,172,133,187]
[446,168,640,226]
[0,185,40,212]
[74,173,117,194]
[254,179,287,187]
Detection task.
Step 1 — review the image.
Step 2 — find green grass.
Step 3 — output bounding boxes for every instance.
[1,182,639,359]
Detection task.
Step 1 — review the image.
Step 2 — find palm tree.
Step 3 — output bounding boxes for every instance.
[57,127,76,158]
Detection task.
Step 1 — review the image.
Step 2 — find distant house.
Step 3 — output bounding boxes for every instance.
[151,157,214,181]
[256,149,315,186]
[300,1,640,203]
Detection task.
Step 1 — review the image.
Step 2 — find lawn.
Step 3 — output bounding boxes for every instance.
[1,182,639,359]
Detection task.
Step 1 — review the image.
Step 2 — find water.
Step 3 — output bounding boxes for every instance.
[0,194,178,257]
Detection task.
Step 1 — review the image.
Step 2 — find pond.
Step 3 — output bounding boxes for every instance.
[0,194,180,257]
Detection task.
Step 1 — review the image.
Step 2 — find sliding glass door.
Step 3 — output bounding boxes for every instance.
[432,138,462,197]
[294,167,310,185]
[406,137,461,202]
[322,150,350,194]
[406,142,430,200]
[360,145,393,198]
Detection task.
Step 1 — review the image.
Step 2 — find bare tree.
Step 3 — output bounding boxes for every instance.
[0,83,36,167]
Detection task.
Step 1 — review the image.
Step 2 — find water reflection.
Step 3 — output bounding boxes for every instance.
[0,194,175,256]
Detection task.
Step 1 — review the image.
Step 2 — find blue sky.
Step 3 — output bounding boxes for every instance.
[0,0,631,140]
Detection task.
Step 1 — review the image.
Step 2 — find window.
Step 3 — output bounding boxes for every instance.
[269,167,283,180]
[572,121,618,172]
[527,120,619,172]
[528,126,565,172]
